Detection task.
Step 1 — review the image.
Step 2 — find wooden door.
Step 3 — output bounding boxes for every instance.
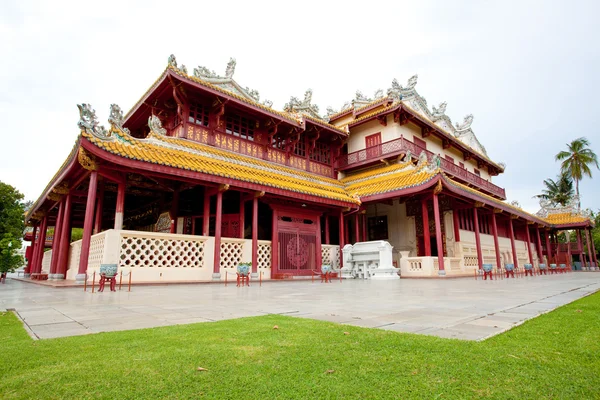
[365,133,382,159]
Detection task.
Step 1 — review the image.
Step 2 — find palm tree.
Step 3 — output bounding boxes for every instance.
[534,174,574,206]
[556,137,599,207]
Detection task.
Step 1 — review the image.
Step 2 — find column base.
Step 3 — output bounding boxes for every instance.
[250,272,259,279]
[24,273,31,278]
[212,273,221,281]
[47,273,56,279]
[437,270,446,276]
[53,274,65,280]
[75,273,87,283]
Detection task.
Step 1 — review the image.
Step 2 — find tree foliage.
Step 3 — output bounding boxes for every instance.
[534,174,574,206]
[0,182,26,273]
[556,137,599,205]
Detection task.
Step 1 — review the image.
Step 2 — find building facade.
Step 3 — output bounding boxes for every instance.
[23,55,597,283]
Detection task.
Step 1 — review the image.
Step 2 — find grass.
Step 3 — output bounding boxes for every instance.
[1,293,599,399]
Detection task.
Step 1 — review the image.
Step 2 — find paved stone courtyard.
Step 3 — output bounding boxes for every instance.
[1,273,599,341]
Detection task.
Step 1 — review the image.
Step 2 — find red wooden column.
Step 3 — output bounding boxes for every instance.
[25,224,38,277]
[354,213,360,243]
[251,196,258,276]
[432,193,445,274]
[203,190,210,236]
[585,229,594,269]
[93,181,104,234]
[56,193,72,279]
[545,230,553,263]
[239,195,245,239]
[567,233,572,267]
[491,212,502,269]
[556,232,562,264]
[508,217,518,268]
[452,209,461,242]
[535,226,544,264]
[576,230,584,268]
[421,198,431,256]
[473,207,483,270]
[76,171,98,282]
[324,215,330,245]
[49,200,65,278]
[33,216,48,274]
[591,232,598,268]
[114,182,126,230]
[525,224,534,265]
[339,211,345,269]
[316,213,323,269]
[212,190,223,280]
[272,208,279,276]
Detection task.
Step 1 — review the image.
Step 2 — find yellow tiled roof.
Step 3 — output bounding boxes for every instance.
[345,162,438,198]
[83,131,358,205]
[543,212,591,226]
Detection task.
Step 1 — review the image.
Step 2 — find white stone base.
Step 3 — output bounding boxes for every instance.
[212,273,221,281]
[75,273,87,283]
[24,273,31,278]
[370,268,400,280]
[54,274,65,280]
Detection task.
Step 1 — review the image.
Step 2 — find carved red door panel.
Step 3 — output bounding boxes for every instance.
[221,214,240,238]
[365,133,382,159]
[272,208,322,277]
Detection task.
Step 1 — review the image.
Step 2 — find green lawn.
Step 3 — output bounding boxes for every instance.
[1,293,599,399]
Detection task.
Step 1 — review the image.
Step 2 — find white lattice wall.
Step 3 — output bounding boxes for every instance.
[321,245,340,269]
[66,241,82,280]
[119,234,205,269]
[88,232,106,270]
[220,239,244,269]
[257,241,271,269]
[41,250,52,272]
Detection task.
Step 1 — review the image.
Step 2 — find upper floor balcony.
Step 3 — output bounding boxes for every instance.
[336,136,507,199]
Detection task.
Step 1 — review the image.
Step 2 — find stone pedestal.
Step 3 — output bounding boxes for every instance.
[212,273,222,281]
[75,273,87,283]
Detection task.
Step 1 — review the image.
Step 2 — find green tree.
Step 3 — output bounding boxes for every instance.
[0,182,26,275]
[556,137,599,207]
[534,174,574,206]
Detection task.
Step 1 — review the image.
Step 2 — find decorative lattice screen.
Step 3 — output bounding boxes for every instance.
[68,241,82,272]
[219,240,244,269]
[119,235,205,268]
[257,242,271,269]
[88,234,106,270]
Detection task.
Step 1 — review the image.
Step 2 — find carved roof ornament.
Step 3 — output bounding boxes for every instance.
[148,115,167,135]
[404,149,413,162]
[509,200,522,209]
[262,99,273,108]
[225,58,236,78]
[194,65,218,79]
[536,194,589,219]
[52,182,70,195]
[47,192,62,202]
[432,102,447,118]
[168,54,177,68]
[77,104,109,138]
[455,114,474,131]
[108,104,130,135]
[78,148,98,171]
[433,179,443,195]
[180,64,188,75]
[416,151,428,168]
[284,89,322,120]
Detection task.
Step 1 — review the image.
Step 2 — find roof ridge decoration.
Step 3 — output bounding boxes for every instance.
[284,89,322,120]
[148,114,167,136]
[168,54,269,106]
[536,195,591,219]
[326,90,387,120]
[77,104,109,139]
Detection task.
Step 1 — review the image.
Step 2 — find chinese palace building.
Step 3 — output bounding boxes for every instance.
[23,55,597,283]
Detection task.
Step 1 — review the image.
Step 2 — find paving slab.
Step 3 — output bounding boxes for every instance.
[1,272,599,341]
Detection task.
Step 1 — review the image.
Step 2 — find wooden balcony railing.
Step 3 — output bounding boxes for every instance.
[336,136,506,199]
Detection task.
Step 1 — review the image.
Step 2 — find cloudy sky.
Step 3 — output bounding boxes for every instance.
[1,0,598,213]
